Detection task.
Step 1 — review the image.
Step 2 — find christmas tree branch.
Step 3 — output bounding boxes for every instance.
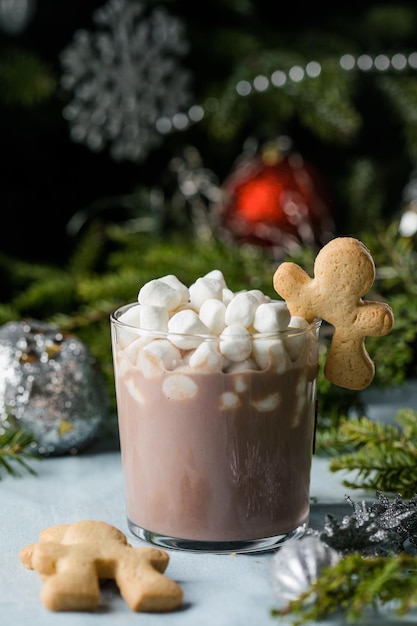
[0,426,40,479]
[327,409,417,497]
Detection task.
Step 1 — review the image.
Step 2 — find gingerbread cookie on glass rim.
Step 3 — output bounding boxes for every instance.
[273,236,394,390]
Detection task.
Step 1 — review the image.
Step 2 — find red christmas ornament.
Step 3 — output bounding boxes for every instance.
[216,144,335,256]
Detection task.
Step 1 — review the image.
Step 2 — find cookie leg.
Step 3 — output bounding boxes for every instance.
[324,335,375,390]
[116,561,183,612]
[40,562,100,611]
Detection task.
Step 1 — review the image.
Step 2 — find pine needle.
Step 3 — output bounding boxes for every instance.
[328,409,417,497]
[0,426,40,478]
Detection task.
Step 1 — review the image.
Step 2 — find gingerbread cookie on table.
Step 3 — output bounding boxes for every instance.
[273,237,394,390]
[20,520,183,612]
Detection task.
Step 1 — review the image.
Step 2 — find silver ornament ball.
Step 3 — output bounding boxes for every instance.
[0,320,109,456]
[270,535,340,609]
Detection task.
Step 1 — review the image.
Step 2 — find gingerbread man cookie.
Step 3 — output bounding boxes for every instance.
[20,520,183,612]
[273,237,394,390]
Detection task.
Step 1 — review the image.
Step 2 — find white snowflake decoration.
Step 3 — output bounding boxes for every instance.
[60,0,192,162]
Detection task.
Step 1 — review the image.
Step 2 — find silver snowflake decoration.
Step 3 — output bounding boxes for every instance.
[60,0,192,162]
[320,492,417,556]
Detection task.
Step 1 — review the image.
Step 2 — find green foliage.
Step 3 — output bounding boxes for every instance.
[325,409,417,497]
[0,425,40,478]
[272,552,417,625]
[379,75,417,159]
[291,58,361,145]
[342,159,385,233]
[360,225,417,384]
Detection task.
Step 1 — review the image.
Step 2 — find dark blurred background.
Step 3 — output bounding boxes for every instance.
[2,0,417,264]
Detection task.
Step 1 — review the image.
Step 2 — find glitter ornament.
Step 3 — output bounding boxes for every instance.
[321,492,417,556]
[0,320,108,456]
[270,535,340,610]
[60,0,191,163]
[216,138,335,257]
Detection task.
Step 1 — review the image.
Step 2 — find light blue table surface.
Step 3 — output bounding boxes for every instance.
[2,382,417,626]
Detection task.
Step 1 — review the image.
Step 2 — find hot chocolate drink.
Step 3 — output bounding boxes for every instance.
[111,270,320,552]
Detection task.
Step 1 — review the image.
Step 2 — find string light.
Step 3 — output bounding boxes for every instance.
[156,51,417,134]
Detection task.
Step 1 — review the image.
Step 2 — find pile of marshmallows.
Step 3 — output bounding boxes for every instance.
[117,270,313,376]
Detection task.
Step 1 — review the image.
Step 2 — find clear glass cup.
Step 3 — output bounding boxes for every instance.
[111,303,321,554]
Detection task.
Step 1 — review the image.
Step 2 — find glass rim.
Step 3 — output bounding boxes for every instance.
[110,302,322,340]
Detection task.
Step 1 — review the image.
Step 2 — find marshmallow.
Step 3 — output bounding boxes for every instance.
[114,351,132,378]
[219,391,241,410]
[225,358,259,373]
[168,310,210,349]
[286,316,310,362]
[138,339,182,377]
[116,304,142,348]
[199,299,226,334]
[225,292,259,328]
[119,271,314,380]
[222,288,234,306]
[251,391,281,412]
[159,274,190,305]
[248,289,271,304]
[233,374,248,393]
[189,341,224,372]
[288,315,309,330]
[189,277,223,311]
[162,374,198,400]
[251,338,287,372]
[125,378,145,405]
[124,335,153,365]
[204,269,227,289]
[219,325,252,362]
[118,303,142,327]
[138,278,182,311]
[139,304,169,332]
[291,376,311,427]
[253,301,291,333]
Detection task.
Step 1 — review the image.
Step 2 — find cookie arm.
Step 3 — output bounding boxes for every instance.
[19,544,35,569]
[273,262,316,320]
[355,301,394,336]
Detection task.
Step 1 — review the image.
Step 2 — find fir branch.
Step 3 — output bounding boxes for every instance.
[314,420,359,456]
[271,552,417,625]
[328,410,417,497]
[378,75,417,158]
[0,426,40,478]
